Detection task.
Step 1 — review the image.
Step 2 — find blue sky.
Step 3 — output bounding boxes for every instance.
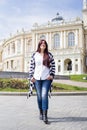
[0,0,83,40]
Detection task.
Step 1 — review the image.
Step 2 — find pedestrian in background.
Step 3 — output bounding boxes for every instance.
[29,39,55,124]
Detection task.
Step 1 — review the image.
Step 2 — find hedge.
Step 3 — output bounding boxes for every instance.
[0,79,28,89]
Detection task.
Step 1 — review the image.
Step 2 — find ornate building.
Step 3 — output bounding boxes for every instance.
[0,0,87,75]
[0,45,2,71]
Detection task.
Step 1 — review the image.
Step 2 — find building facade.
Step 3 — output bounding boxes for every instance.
[0,45,2,71]
[0,0,87,75]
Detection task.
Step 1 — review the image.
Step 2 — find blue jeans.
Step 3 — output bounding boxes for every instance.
[35,80,52,110]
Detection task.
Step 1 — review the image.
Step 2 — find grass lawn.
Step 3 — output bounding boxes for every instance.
[70,74,87,82]
[0,83,87,92]
[52,83,87,92]
[0,75,87,92]
[0,87,27,92]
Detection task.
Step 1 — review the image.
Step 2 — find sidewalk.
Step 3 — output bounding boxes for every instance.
[0,96,87,130]
[53,79,87,88]
[0,91,87,96]
[0,80,87,129]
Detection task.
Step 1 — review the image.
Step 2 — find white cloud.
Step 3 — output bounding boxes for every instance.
[12,6,21,14]
[0,0,83,40]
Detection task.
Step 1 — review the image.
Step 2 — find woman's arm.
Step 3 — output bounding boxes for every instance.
[29,53,35,79]
[49,52,55,78]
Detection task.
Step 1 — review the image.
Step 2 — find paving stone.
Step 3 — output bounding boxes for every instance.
[0,96,87,130]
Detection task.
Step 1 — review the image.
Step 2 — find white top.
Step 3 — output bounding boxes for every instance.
[33,52,50,80]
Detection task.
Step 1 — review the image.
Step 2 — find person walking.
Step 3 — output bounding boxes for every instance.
[29,39,55,124]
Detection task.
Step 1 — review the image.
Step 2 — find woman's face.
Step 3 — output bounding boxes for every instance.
[40,41,46,51]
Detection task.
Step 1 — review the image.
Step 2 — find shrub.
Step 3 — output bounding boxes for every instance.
[0,79,28,89]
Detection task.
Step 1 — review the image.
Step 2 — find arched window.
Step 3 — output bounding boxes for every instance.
[11,42,15,54]
[26,39,32,52]
[11,60,14,69]
[8,44,10,55]
[7,61,9,69]
[17,40,21,54]
[68,32,75,47]
[54,34,60,48]
[58,65,61,72]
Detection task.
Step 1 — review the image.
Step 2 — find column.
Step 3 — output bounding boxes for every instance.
[36,34,38,50]
[49,32,52,50]
[85,35,87,50]
[55,59,58,75]
[9,60,11,71]
[79,29,83,48]
[78,58,82,74]
[46,33,49,43]
[64,31,66,48]
[60,31,63,48]
[75,30,78,46]
[72,59,75,74]
[83,0,87,10]
[10,43,12,55]
[15,40,17,55]
[61,59,64,75]
[5,47,7,58]
[21,38,24,54]
[32,33,35,51]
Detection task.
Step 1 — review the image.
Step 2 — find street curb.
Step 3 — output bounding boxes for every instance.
[51,92,87,96]
[0,91,87,96]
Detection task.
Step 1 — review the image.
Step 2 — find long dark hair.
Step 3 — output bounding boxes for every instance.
[36,39,50,68]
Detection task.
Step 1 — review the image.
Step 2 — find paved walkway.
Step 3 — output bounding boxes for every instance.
[53,80,87,88]
[0,95,87,130]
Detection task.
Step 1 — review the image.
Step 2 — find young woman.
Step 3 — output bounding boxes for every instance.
[29,39,55,124]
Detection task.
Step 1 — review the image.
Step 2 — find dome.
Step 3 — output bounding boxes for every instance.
[51,13,64,22]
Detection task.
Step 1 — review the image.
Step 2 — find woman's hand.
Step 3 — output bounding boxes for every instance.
[47,75,53,80]
[31,77,36,83]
